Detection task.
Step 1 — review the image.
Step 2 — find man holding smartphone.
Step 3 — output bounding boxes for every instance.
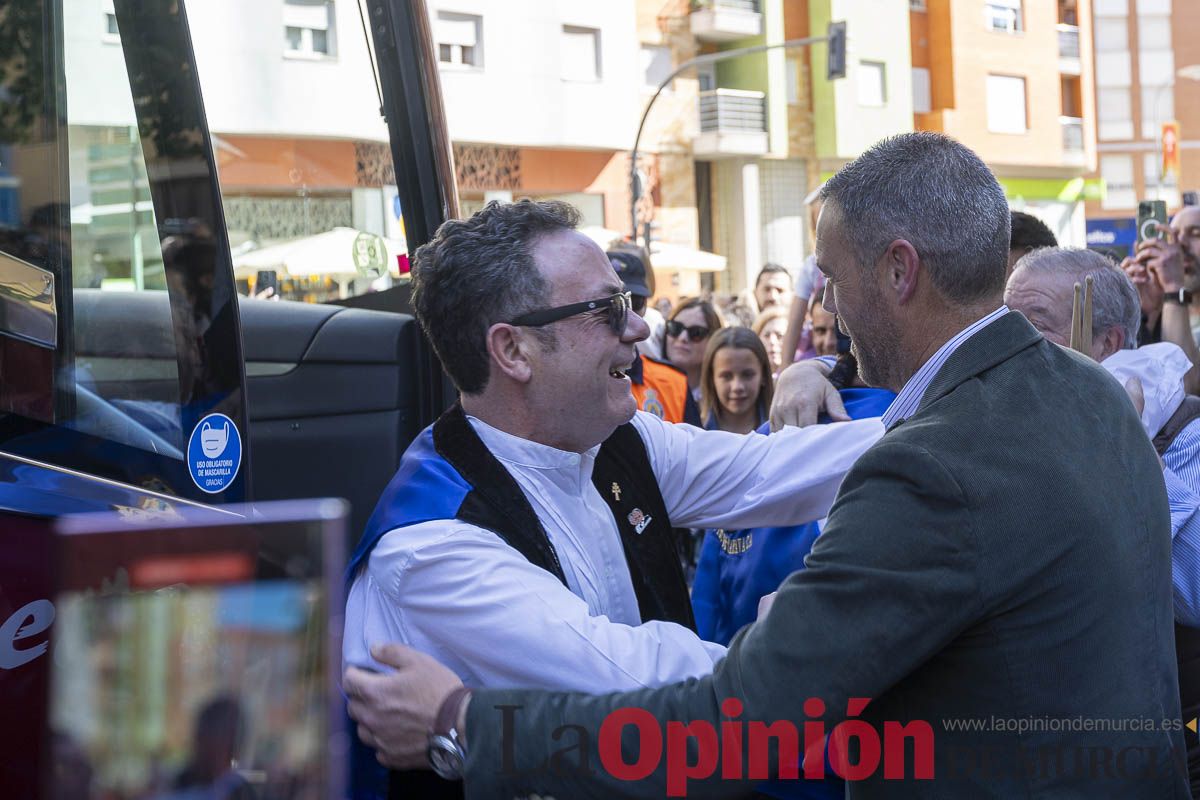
[1124,204,1200,394]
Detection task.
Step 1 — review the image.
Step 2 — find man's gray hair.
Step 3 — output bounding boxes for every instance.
[820,132,1010,304]
[1014,247,1140,349]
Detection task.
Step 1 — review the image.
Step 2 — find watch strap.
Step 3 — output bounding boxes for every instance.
[434,686,473,737]
[1165,289,1194,305]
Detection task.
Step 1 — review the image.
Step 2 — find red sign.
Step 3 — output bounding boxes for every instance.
[1163,120,1182,179]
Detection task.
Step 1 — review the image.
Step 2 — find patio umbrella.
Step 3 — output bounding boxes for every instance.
[649,241,727,273]
[232,227,407,279]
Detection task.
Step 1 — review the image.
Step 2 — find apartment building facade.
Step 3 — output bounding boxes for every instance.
[430,0,644,227]
[56,0,1100,302]
[60,0,405,297]
[664,0,1098,299]
[911,0,1098,247]
[644,0,903,297]
[1086,0,1200,258]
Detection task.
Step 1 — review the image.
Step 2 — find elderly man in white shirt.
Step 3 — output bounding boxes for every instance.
[342,199,881,797]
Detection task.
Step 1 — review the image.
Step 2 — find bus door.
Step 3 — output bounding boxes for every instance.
[0,0,248,509]
[1,1,246,794]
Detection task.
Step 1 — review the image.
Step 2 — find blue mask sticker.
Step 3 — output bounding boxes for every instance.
[187,413,242,494]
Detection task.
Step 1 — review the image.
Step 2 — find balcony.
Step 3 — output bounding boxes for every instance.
[690,0,763,43]
[1058,24,1081,75]
[693,89,768,158]
[1061,116,1085,165]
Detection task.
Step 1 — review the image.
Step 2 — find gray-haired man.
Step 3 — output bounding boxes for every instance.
[1005,246,1200,792]
[344,133,1188,798]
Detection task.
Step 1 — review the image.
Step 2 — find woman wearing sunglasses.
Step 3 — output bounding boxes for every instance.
[664,298,723,400]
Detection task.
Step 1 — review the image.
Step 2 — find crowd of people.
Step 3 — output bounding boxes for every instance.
[340,132,1200,799]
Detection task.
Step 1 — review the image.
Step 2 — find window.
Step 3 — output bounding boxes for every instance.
[561,26,601,82]
[101,0,118,40]
[1143,152,1181,207]
[641,45,671,91]
[1144,152,1174,185]
[1100,155,1136,210]
[1140,49,1175,86]
[857,61,886,107]
[283,0,335,58]
[1138,15,1171,50]
[785,57,800,105]
[985,0,1022,33]
[1142,84,1174,139]
[986,74,1027,133]
[912,67,931,113]
[1097,87,1133,140]
[1136,0,1170,14]
[1096,51,1132,88]
[0,0,245,496]
[1094,18,1127,51]
[909,0,927,10]
[436,12,482,69]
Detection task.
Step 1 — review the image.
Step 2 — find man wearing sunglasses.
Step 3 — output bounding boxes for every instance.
[607,244,701,426]
[343,199,882,797]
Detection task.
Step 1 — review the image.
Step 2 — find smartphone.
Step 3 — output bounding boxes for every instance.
[1183,191,1198,207]
[255,269,279,297]
[1137,200,1168,243]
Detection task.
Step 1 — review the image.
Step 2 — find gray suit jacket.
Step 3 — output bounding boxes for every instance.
[460,312,1189,798]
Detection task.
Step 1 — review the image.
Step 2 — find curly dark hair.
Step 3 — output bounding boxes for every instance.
[410,200,580,394]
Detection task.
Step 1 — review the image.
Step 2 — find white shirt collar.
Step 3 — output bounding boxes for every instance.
[466,414,599,474]
[881,306,1010,429]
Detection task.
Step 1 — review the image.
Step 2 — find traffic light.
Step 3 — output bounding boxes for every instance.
[827,21,847,80]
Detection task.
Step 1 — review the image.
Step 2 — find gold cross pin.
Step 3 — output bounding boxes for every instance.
[611,482,622,502]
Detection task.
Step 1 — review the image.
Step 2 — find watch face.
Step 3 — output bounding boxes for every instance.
[428,734,465,780]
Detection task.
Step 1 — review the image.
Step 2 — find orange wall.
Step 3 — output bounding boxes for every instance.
[518,148,631,229]
[926,0,956,111]
[215,136,358,190]
[919,0,1085,173]
[910,7,930,70]
[519,148,615,192]
[637,0,688,41]
[1173,0,1200,199]
[783,0,809,40]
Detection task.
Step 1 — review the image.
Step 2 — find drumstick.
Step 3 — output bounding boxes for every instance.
[1081,275,1093,351]
[1070,282,1083,352]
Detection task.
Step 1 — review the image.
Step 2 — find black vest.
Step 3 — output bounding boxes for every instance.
[1152,395,1200,795]
[390,405,694,799]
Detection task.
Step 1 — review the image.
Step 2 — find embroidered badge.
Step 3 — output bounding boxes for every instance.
[716,529,753,555]
[642,389,665,418]
[611,482,622,502]
[628,508,653,535]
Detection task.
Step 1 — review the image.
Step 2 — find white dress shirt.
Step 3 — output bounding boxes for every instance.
[343,411,883,691]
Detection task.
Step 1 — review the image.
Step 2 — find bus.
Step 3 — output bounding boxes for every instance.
[1,0,455,795]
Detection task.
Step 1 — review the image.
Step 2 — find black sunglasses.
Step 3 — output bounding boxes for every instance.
[665,319,711,341]
[510,292,631,336]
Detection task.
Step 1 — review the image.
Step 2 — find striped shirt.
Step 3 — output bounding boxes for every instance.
[881,305,1010,430]
[1161,419,1200,627]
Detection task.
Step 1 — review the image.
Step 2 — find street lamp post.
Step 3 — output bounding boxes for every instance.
[629,22,845,245]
